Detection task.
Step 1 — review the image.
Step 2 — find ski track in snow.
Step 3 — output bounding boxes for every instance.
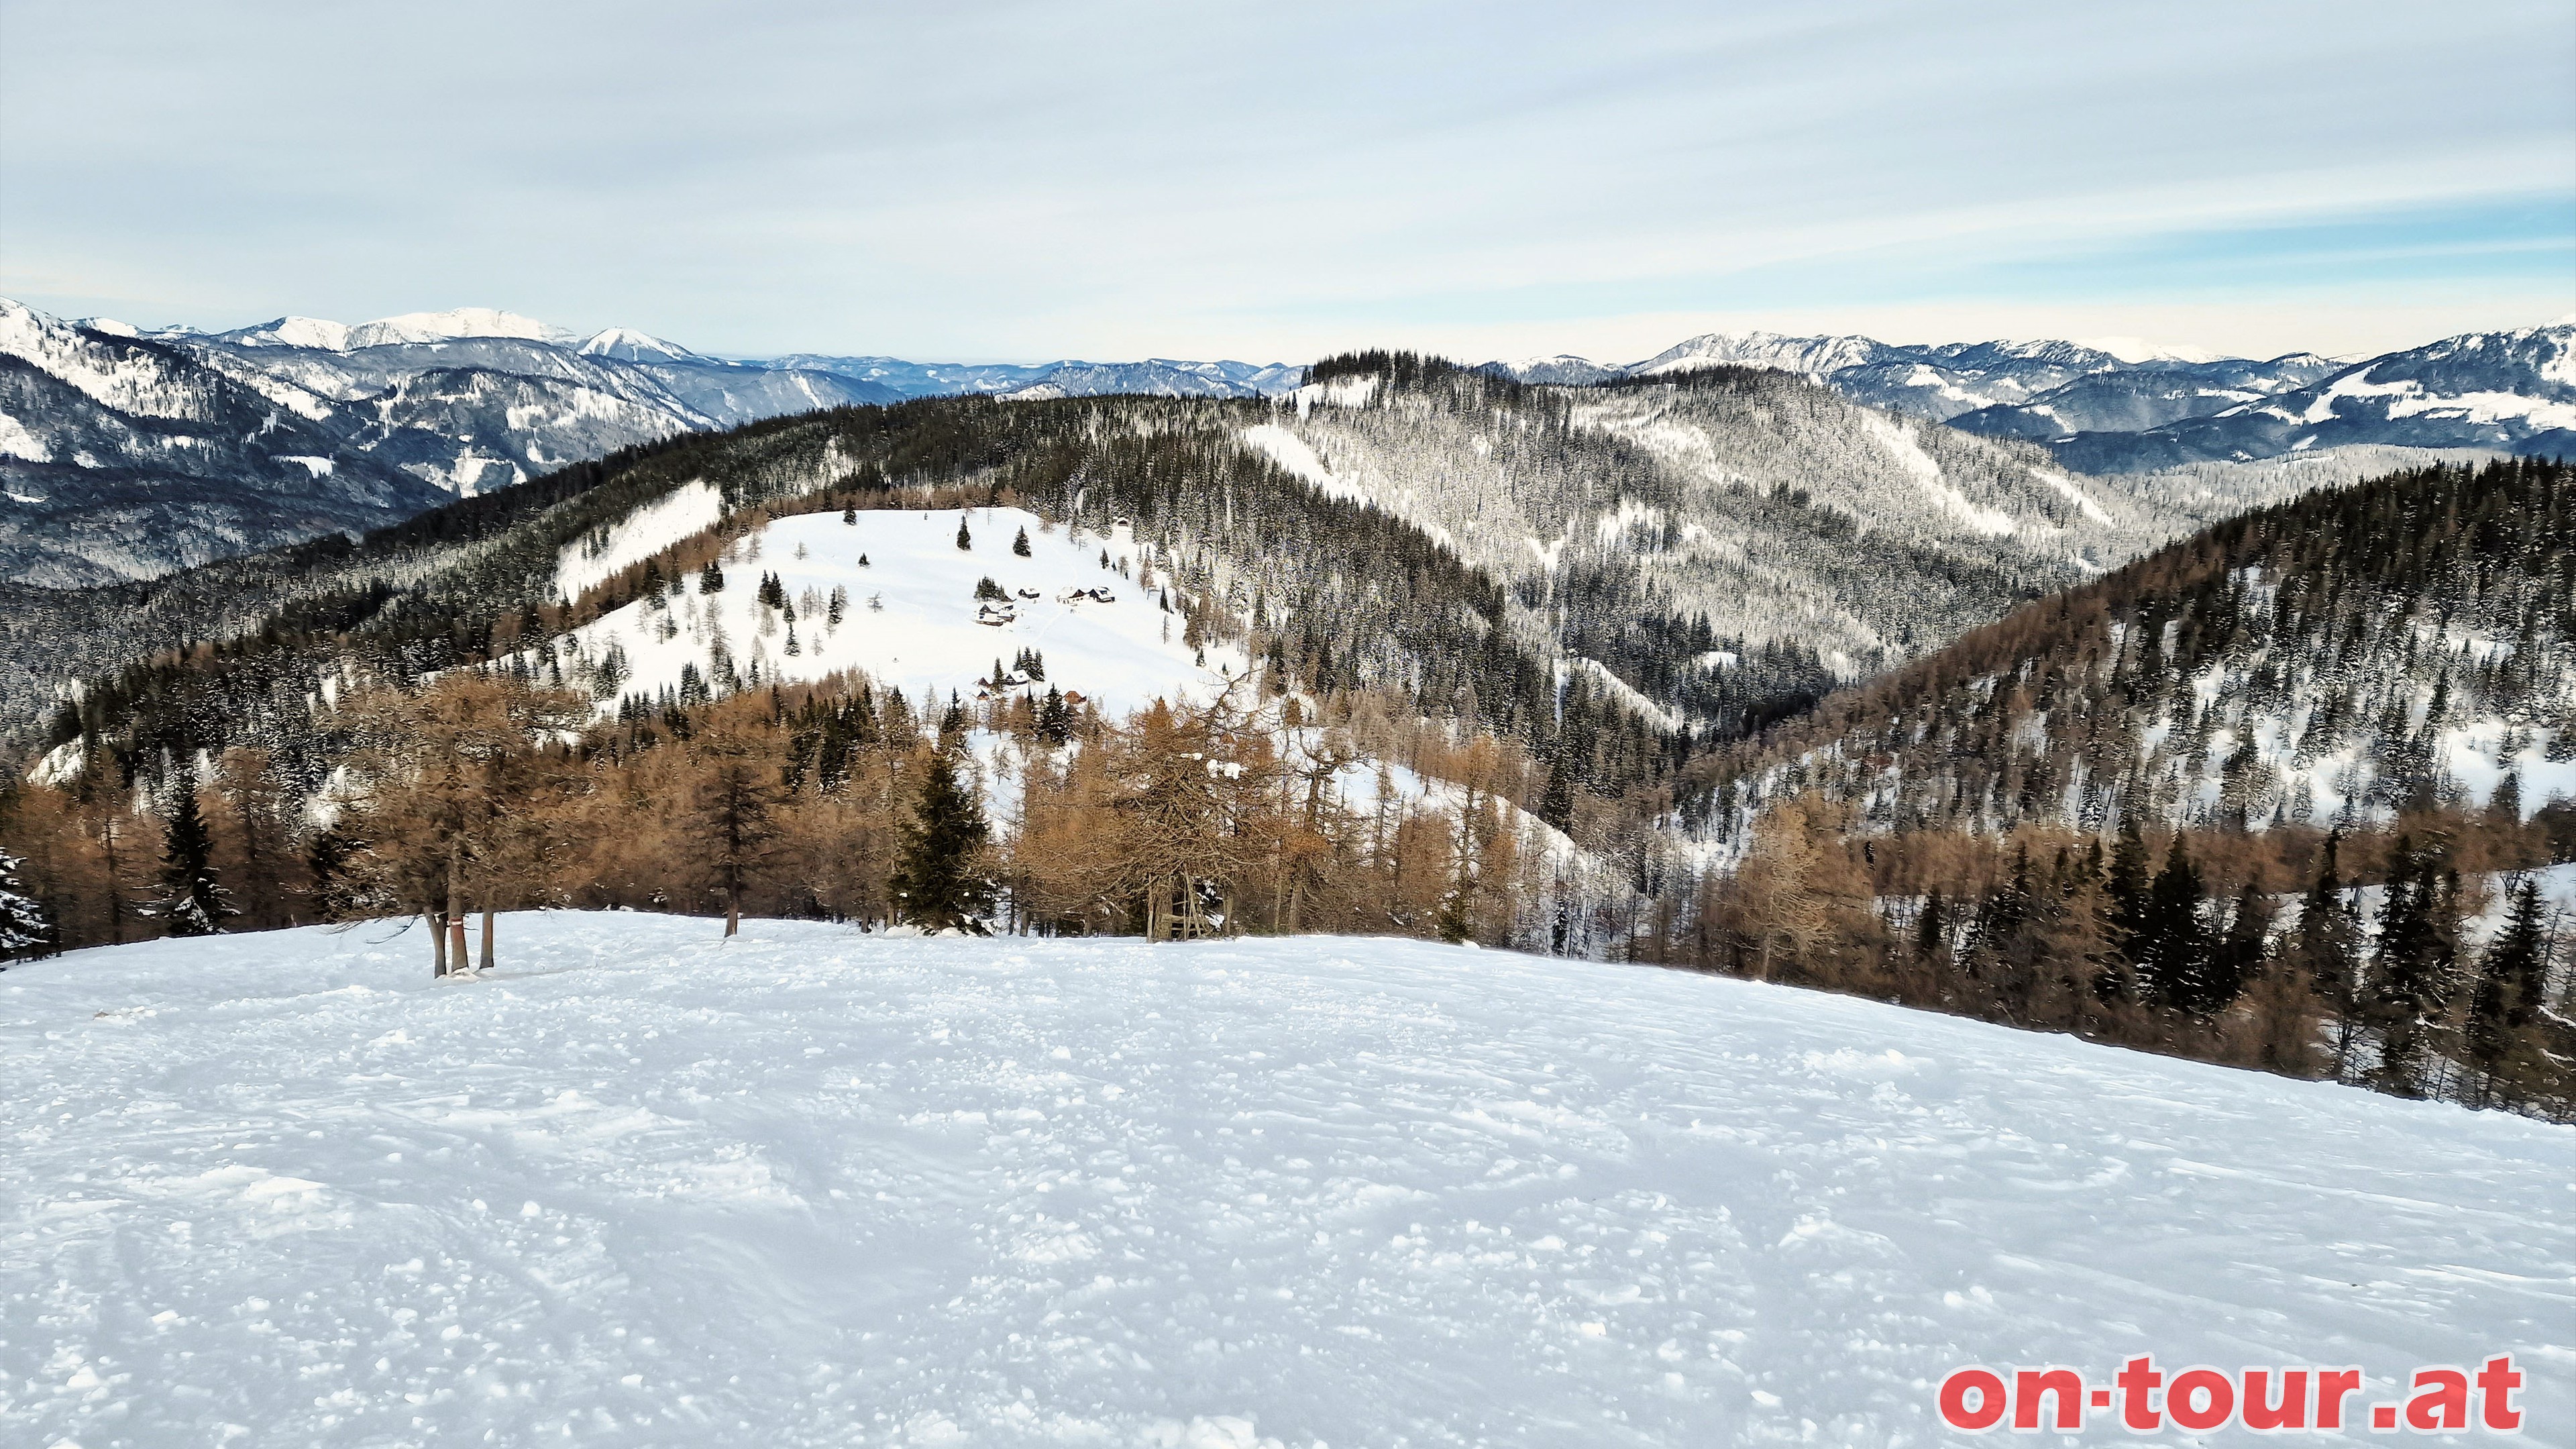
[3,916,2569,1448]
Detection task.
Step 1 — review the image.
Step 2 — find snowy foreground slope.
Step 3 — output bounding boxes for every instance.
[4,918,2569,1448]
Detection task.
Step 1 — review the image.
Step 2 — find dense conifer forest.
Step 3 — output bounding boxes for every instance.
[1646,458,2576,1118]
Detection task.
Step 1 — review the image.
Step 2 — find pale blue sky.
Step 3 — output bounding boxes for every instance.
[3,0,2570,362]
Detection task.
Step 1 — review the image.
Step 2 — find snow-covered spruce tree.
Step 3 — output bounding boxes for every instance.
[2366,839,2458,1099]
[2465,876,2557,1112]
[1012,526,1032,557]
[0,845,57,962]
[955,515,973,551]
[151,784,235,938]
[890,747,994,934]
[2287,837,2366,1080]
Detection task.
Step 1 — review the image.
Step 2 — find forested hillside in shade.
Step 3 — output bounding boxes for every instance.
[1693,456,2576,839]
[1263,356,2176,674]
[1635,458,2576,1119]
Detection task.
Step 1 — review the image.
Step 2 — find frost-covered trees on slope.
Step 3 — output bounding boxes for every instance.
[1695,458,2576,841]
[1267,357,2177,674]
[148,784,235,938]
[0,843,54,961]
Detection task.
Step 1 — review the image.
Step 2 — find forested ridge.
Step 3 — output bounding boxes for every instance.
[7,379,2571,1117]
[1638,457,2576,1118]
[1696,455,2576,836]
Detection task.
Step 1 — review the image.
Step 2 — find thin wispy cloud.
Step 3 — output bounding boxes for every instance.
[3,0,2568,361]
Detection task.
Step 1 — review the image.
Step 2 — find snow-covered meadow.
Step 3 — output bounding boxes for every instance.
[545,504,1249,719]
[4,916,2569,1447]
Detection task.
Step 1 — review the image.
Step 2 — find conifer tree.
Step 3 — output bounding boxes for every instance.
[1013,526,1032,557]
[698,558,725,594]
[692,727,782,938]
[890,748,994,932]
[2104,816,2152,965]
[2290,835,2365,1077]
[2367,839,2455,1097]
[0,844,56,961]
[1036,686,1073,745]
[152,785,235,937]
[305,820,360,921]
[1916,887,1947,965]
[2135,834,2210,1012]
[1537,749,1574,832]
[2208,874,2271,1016]
[955,516,973,551]
[2466,876,2547,1108]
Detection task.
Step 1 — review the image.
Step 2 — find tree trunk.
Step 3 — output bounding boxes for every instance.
[480,908,496,972]
[726,886,741,938]
[429,911,448,978]
[445,843,468,973]
[101,812,129,945]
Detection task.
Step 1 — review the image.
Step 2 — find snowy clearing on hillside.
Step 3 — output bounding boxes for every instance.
[539,506,1250,718]
[1859,415,2017,537]
[554,480,725,600]
[5,916,2568,1448]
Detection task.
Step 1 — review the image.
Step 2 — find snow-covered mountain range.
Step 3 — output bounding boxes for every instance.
[1483,323,2570,473]
[9,294,2567,589]
[766,354,1304,400]
[2031,323,2576,473]
[0,300,1318,584]
[0,300,903,584]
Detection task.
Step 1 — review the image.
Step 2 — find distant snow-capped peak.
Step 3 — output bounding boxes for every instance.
[219,308,572,351]
[577,327,700,364]
[1627,329,1894,378]
[225,316,356,350]
[347,308,572,348]
[2074,335,2228,365]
